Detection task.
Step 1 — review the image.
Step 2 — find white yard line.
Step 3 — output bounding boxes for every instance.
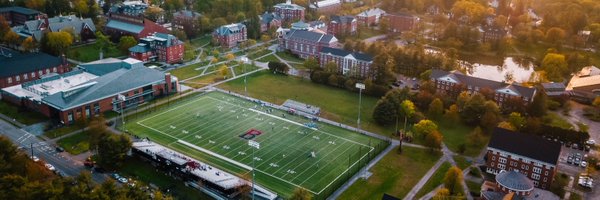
[178,139,252,170]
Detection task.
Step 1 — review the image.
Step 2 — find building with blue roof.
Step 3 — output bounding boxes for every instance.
[319,47,373,78]
[12,14,96,42]
[213,23,247,48]
[1,58,179,125]
[129,33,184,64]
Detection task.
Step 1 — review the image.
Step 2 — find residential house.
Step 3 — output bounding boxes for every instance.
[213,23,247,48]
[485,128,561,189]
[259,12,282,33]
[541,82,566,98]
[129,33,184,64]
[309,0,342,14]
[0,6,46,26]
[482,26,508,43]
[356,8,386,26]
[319,47,373,78]
[566,66,600,103]
[12,15,96,43]
[173,10,201,37]
[430,69,537,106]
[273,0,305,23]
[0,47,69,88]
[384,12,419,33]
[1,58,179,124]
[279,29,338,59]
[105,14,169,40]
[480,170,559,200]
[327,15,357,36]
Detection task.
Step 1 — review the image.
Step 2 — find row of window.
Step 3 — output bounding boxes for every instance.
[7,67,58,84]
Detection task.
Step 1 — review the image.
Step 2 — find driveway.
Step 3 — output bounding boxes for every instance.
[566,101,600,143]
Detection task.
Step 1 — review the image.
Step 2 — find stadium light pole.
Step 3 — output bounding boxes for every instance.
[118,94,126,130]
[355,83,365,130]
[248,139,260,200]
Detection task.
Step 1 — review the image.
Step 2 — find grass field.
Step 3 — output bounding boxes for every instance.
[0,101,47,125]
[416,162,452,198]
[56,131,89,155]
[67,43,125,62]
[125,91,386,198]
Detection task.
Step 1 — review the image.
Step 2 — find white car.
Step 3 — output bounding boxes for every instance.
[31,156,39,162]
[118,177,128,184]
[586,139,595,145]
[581,161,588,168]
[44,163,55,171]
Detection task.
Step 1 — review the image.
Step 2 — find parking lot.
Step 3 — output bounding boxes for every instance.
[557,145,597,199]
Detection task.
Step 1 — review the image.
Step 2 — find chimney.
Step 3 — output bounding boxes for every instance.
[165,73,172,94]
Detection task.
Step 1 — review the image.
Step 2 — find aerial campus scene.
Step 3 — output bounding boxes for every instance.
[1,0,600,200]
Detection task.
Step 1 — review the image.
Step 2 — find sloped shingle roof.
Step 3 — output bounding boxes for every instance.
[488,128,561,165]
[431,69,536,100]
[106,19,145,34]
[0,48,63,78]
[285,29,337,44]
[321,47,372,61]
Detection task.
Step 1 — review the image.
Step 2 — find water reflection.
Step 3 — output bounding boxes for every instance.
[464,57,536,83]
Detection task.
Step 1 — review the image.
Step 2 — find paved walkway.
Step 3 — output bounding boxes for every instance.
[404,156,448,199]
[0,113,26,128]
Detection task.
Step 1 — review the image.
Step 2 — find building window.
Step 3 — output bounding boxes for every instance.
[94,103,100,114]
[499,157,507,164]
[544,171,548,176]
[24,74,28,80]
[67,112,73,123]
[31,72,35,78]
[533,167,542,174]
[543,177,547,182]
[53,67,57,72]
[15,76,19,82]
[498,164,505,170]
[7,77,12,84]
[532,173,540,180]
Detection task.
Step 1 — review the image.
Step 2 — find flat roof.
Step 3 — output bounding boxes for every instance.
[2,71,98,101]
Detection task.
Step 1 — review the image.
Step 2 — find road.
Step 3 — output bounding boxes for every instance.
[0,119,108,183]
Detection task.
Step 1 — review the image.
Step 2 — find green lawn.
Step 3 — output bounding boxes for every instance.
[67,43,126,62]
[218,71,396,136]
[43,125,83,139]
[466,180,482,197]
[415,162,452,198]
[120,156,214,200]
[125,91,387,198]
[184,73,224,89]
[248,49,272,60]
[189,36,212,49]
[232,64,260,76]
[338,148,442,199]
[56,131,89,155]
[357,27,383,40]
[453,155,471,170]
[0,101,47,125]
[436,121,487,157]
[257,54,280,63]
[169,61,210,80]
[543,112,574,130]
[276,51,305,63]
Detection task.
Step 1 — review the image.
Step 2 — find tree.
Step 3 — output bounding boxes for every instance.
[96,133,131,170]
[424,130,443,150]
[497,121,515,131]
[43,31,73,55]
[444,166,463,195]
[451,0,487,25]
[3,30,20,48]
[303,57,320,73]
[94,31,112,54]
[144,6,164,22]
[289,188,312,200]
[218,65,231,78]
[428,98,444,120]
[545,27,566,47]
[541,53,568,82]
[225,53,235,61]
[268,61,289,74]
[21,37,36,52]
[0,16,10,40]
[461,93,486,125]
[373,97,398,125]
[508,112,526,130]
[433,188,450,200]
[25,0,46,11]
[399,100,416,132]
[117,36,137,52]
[528,90,547,117]
[444,104,460,124]
[413,119,438,139]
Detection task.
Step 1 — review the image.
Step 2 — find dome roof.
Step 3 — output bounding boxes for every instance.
[496,171,534,192]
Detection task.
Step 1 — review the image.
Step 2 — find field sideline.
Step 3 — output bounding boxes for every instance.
[125,91,387,198]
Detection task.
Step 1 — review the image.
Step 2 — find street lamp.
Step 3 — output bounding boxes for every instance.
[355,83,365,130]
[248,139,260,200]
[241,56,249,96]
[118,94,126,130]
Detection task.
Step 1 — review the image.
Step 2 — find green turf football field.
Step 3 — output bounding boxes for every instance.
[125,91,385,198]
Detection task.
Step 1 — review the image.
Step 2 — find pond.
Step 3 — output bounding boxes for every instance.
[463,57,538,83]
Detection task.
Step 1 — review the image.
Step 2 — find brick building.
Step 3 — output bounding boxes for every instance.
[213,23,247,48]
[1,58,179,124]
[129,33,184,64]
[12,15,96,43]
[356,8,386,27]
[319,47,373,78]
[273,0,305,23]
[278,29,338,59]
[173,10,201,37]
[0,48,69,88]
[309,0,341,14]
[480,170,559,200]
[485,128,561,189]
[0,6,46,26]
[105,14,169,40]
[108,1,148,18]
[384,12,419,33]
[327,15,357,36]
[482,26,508,43]
[259,12,282,33]
[430,69,537,106]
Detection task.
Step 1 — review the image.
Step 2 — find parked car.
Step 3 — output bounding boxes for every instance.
[31,156,40,162]
[112,173,121,180]
[572,143,579,149]
[581,161,588,168]
[45,164,55,171]
[586,139,595,145]
[56,146,65,152]
[575,158,581,165]
[57,170,67,177]
[567,156,573,164]
[118,177,128,184]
